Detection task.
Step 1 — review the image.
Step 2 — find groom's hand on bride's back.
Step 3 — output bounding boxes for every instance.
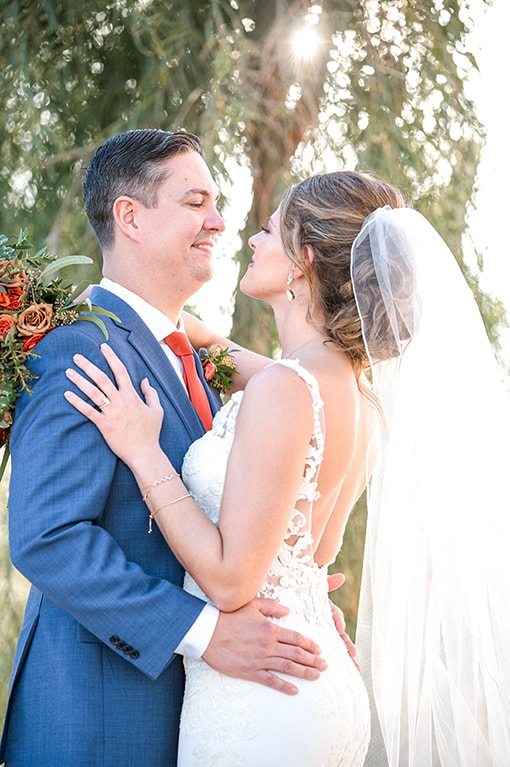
[201,598,327,696]
[327,572,361,672]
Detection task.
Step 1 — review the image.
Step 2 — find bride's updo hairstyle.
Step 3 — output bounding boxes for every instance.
[279,170,408,378]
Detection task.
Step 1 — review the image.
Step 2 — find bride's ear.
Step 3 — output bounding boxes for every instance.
[303,244,315,265]
[292,245,315,279]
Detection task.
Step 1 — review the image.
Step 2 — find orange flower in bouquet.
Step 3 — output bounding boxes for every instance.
[0,229,116,479]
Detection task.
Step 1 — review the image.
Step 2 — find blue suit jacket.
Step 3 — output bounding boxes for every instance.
[0,287,220,766]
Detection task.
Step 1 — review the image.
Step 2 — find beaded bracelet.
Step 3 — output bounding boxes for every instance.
[141,473,178,501]
[148,493,192,533]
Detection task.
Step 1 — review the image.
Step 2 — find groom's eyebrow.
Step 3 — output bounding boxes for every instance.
[181,187,221,201]
[182,187,208,197]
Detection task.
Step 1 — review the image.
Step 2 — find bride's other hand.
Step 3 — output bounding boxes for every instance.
[64,343,163,465]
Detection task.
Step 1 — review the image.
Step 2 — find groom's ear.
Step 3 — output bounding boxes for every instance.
[113,196,142,243]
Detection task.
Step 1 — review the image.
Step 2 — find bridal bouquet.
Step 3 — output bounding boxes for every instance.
[0,229,114,479]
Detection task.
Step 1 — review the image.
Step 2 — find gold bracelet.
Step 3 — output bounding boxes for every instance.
[147,493,192,534]
[142,473,178,501]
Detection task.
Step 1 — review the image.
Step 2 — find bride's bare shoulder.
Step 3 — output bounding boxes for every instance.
[243,359,313,399]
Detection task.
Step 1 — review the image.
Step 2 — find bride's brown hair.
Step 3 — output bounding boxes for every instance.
[279,170,406,381]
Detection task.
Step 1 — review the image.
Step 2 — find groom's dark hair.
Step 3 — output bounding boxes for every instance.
[83,128,204,249]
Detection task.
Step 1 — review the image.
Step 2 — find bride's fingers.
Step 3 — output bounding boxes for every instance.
[70,353,120,401]
[99,343,136,392]
[140,377,162,410]
[65,365,115,410]
[64,388,104,425]
[66,350,161,417]
[70,344,136,400]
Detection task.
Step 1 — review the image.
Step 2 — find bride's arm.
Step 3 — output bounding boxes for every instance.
[64,344,314,612]
[181,310,270,393]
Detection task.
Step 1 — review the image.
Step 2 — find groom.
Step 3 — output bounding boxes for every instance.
[0,129,327,766]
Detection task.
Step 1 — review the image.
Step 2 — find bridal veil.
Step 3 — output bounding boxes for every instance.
[352,207,510,766]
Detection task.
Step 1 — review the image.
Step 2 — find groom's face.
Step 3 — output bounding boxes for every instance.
[133,150,226,299]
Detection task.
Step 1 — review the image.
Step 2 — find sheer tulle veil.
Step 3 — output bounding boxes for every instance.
[351,207,510,766]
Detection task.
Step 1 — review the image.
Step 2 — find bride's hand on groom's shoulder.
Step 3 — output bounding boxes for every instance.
[64,343,164,466]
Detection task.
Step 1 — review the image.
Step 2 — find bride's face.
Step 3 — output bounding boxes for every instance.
[240,206,292,302]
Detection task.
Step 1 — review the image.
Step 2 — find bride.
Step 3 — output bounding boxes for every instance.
[65,170,510,766]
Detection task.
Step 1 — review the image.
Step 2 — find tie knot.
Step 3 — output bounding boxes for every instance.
[164,331,193,358]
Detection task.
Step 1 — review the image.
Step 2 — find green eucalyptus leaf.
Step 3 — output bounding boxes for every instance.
[0,446,10,484]
[69,280,93,302]
[41,255,93,280]
[78,313,109,339]
[84,305,120,323]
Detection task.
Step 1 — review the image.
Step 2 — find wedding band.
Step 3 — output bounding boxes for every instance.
[99,397,111,409]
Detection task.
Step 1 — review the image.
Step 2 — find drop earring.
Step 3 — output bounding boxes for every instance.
[286,271,296,302]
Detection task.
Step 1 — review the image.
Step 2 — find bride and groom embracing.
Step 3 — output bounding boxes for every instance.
[2,128,509,766]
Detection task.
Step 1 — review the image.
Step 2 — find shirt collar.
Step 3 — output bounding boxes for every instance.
[100,277,180,341]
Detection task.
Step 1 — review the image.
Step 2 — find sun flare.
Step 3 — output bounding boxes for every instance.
[292,24,321,61]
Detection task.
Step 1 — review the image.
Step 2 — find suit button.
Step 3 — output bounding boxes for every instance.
[109,635,139,659]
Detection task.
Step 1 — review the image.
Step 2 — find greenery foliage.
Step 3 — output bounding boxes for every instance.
[0,0,504,351]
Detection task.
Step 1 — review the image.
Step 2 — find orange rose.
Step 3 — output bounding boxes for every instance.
[0,314,15,341]
[202,359,217,381]
[0,287,24,310]
[17,303,53,336]
[22,332,50,351]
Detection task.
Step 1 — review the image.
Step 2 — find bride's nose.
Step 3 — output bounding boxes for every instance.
[248,232,260,250]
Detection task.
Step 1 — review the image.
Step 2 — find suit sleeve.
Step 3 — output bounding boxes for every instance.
[8,324,207,681]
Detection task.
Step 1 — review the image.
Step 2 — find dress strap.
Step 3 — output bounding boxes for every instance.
[270,359,325,475]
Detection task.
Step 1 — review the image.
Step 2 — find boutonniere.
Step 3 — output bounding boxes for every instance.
[199,344,238,396]
[0,229,117,480]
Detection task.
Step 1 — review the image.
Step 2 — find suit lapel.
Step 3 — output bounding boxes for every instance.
[129,325,207,438]
[90,287,217,440]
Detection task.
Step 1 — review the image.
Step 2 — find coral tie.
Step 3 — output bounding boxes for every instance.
[164,332,213,431]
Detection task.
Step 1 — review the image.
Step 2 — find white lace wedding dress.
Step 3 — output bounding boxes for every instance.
[178,360,370,767]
